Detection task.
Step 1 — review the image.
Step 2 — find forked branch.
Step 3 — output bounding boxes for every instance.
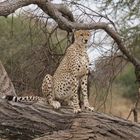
[0,0,139,67]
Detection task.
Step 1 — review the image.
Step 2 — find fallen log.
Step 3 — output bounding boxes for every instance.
[0,98,140,140]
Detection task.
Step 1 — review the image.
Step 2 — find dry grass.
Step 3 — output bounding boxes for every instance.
[89,84,140,122]
[107,94,133,120]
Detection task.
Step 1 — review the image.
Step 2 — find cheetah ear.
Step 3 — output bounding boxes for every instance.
[73,29,80,36]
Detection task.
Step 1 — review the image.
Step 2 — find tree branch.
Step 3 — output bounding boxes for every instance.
[0,0,41,17]
[0,0,139,66]
[40,1,140,67]
[0,0,74,22]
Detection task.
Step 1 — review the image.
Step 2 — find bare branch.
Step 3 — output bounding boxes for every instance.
[0,0,139,66]
[0,0,74,22]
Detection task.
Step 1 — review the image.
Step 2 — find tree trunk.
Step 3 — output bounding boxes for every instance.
[0,61,16,97]
[0,98,140,140]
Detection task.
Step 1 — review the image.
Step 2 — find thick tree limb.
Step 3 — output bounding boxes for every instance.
[0,0,139,67]
[0,0,74,22]
[0,98,140,140]
[41,2,140,67]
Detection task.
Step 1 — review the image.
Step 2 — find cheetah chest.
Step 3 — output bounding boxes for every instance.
[76,55,88,77]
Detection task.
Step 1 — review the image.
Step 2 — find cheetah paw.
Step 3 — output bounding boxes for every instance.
[68,101,74,107]
[85,106,94,112]
[52,101,61,109]
[73,108,81,114]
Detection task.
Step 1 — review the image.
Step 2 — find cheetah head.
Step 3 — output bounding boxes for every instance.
[74,30,91,44]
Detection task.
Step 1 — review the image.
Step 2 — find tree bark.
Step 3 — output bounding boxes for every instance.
[0,61,16,97]
[0,98,140,140]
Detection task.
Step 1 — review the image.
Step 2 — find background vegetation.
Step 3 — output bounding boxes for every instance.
[0,16,69,95]
[0,15,139,120]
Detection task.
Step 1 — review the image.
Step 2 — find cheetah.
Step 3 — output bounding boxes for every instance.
[42,30,94,113]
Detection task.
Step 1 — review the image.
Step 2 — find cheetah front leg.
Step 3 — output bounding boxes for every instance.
[70,80,81,113]
[80,75,94,111]
[71,94,81,113]
[42,74,61,109]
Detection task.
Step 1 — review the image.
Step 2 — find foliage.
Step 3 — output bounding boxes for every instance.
[0,16,68,95]
[94,0,140,60]
[115,64,138,100]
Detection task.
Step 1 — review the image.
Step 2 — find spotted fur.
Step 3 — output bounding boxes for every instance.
[42,30,94,113]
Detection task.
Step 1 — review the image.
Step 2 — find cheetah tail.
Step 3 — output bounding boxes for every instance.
[2,95,40,102]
